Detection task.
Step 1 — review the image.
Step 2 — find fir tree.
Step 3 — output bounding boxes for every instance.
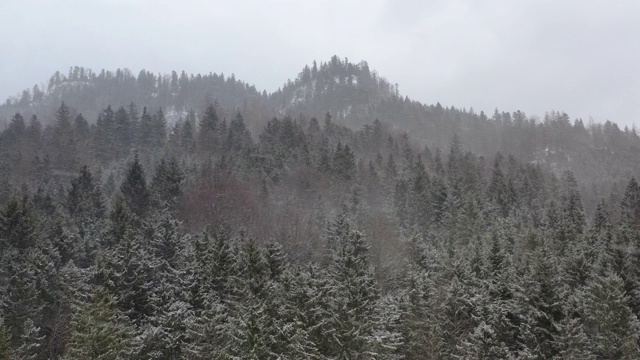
[198,104,219,153]
[64,286,138,359]
[226,112,253,153]
[302,265,337,357]
[113,106,132,158]
[143,209,190,358]
[328,215,379,359]
[151,108,167,148]
[94,105,115,163]
[621,177,640,229]
[0,318,11,360]
[120,155,150,218]
[235,235,270,359]
[67,165,104,223]
[1,197,36,250]
[397,270,434,359]
[518,248,564,358]
[15,319,43,360]
[487,152,514,217]
[150,157,184,211]
[560,170,586,241]
[582,271,640,358]
[139,106,153,148]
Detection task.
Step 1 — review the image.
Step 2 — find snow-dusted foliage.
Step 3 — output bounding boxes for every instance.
[2,59,640,358]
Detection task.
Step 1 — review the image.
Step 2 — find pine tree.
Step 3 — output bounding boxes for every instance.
[261,243,310,358]
[430,174,449,224]
[0,318,11,360]
[67,165,104,223]
[324,210,351,255]
[185,296,237,359]
[370,295,404,359]
[621,177,640,229]
[15,319,43,360]
[181,109,196,152]
[560,170,586,241]
[582,271,640,359]
[52,102,76,170]
[127,101,140,129]
[143,209,191,358]
[622,245,640,319]
[106,195,134,247]
[209,229,235,298]
[487,152,514,217]
[328,215,379,359]
[139,106,153,148]
[447,133,465,198]
[180,231,239,359]
[267,267,321,359]
[226,112,253,153]
[198,104,219,153]
[558,316,596,359]
[64,286,137,359]
[94,105,115,163]
[1,196,38,250]
[113,106,132,158]
[25,239,68,359]
[383,153,397,189]
[264,242,286,281]
[460,321,511,359]
[562,244,593,289]
[437,274,479,358]
[518,248,564,359]
[393,178,410,234]
[296,264,337,357]
[151,108,167,148]
[408,158,431,232]
[2,253,41,351]
[96,227,155,327]
[397,270,434,359]
[475,232,521,357]
[150,157,184,210]
[235,235,270,359]
[592,198,612,234]
[120,155,150,218]
[332,142,356,182]
[73,114,90,141]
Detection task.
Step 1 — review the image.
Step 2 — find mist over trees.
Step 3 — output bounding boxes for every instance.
[1,57,640,358]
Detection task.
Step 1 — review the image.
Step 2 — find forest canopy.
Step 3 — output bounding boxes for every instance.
[1,58,640,358]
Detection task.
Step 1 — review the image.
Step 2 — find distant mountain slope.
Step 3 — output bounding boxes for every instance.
[268,57,640,208]
[2,56,640,205]
[0,67,270,129]
[270,56,396,123]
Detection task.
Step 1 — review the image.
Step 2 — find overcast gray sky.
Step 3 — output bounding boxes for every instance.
[1,0,638,126]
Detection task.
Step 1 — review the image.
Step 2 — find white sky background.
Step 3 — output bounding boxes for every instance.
[0,0,638,127]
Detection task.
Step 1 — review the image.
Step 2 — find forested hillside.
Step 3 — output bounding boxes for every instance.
[1,58,640,358]
[3,56,640,213]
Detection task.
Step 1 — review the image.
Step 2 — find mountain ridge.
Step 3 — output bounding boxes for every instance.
[1,56,640,209]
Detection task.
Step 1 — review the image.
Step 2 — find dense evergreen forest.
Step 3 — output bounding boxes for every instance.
[2,57,640,358]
